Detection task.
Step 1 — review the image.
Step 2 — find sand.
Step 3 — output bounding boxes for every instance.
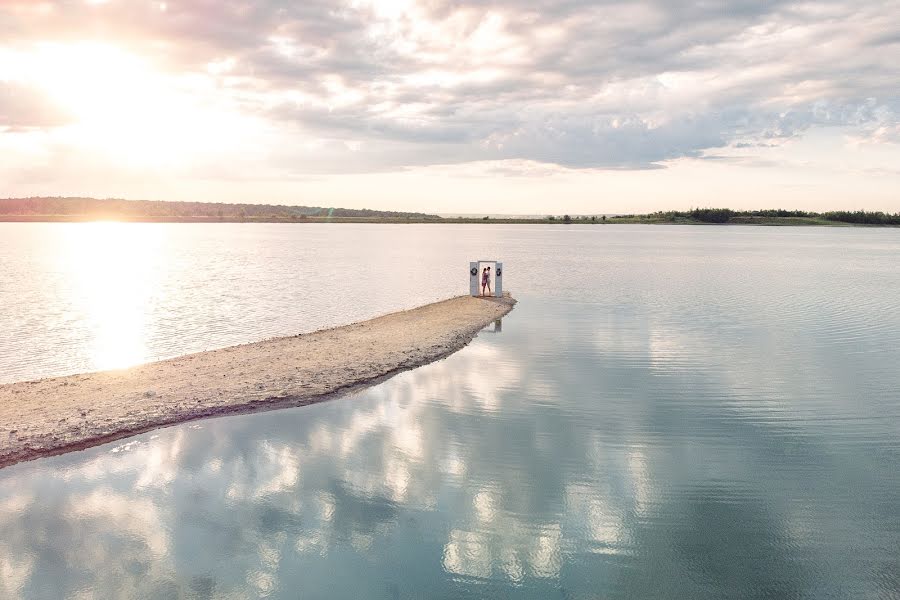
[0,294,516,469]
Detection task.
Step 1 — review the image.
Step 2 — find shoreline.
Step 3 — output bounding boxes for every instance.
[0,294,516,469]
[1,215,896,226]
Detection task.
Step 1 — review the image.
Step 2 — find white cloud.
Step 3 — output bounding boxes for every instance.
[0,0,898,207]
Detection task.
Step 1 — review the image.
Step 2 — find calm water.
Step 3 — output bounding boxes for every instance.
[1,224,900,599]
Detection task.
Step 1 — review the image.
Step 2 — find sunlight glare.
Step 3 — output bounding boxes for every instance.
[58,222,167,372]
[11,42,252,168]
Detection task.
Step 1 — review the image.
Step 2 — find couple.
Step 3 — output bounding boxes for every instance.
[481,266,493,297]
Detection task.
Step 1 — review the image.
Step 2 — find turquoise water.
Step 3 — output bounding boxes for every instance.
[1,225,900,598]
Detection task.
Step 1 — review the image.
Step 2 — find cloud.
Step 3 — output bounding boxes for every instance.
[0,0,898,173]
[0,82,71,129]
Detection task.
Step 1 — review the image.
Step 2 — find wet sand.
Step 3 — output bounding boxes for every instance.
[0,294,515,469]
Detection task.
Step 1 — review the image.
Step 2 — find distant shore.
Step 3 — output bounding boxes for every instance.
[1,214,897,226]
[0,294,516,469]
[3,198,898,226]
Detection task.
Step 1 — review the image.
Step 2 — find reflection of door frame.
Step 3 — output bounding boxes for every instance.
[469,260,503,297]
[481,318,503,333]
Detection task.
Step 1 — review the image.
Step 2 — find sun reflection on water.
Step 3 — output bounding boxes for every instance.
[58,222,166,372]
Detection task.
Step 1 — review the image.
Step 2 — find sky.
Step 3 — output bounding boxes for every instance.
[1,0,899,214]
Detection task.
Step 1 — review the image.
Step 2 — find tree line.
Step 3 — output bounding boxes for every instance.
[0,197,439,220]
[654,208,900,225]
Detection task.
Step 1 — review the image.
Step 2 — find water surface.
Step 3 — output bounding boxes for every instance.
[1,224,899,598]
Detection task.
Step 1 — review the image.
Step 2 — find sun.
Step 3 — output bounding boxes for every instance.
[11,41,252,169]
[28,43,150,120]
[32,43,196,166]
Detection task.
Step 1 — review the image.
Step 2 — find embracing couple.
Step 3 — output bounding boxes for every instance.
[480,266,492,297]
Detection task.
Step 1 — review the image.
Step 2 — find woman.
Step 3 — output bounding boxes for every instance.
[481,266,492,297]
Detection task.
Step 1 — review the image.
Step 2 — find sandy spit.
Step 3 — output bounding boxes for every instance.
[0,294,515,469]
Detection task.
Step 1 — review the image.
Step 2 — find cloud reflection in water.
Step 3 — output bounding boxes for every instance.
[2,230,900,599]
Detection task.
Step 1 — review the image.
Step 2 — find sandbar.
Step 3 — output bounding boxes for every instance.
[0,294,515,469]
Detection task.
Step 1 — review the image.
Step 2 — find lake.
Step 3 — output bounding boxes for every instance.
[1,223,900,599]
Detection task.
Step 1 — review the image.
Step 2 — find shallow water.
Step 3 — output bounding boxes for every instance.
[2,224,900,598]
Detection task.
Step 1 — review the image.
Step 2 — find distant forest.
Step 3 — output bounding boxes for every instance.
[0,197,439,220]
[605,208,900,226]
[676,208,900,225]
